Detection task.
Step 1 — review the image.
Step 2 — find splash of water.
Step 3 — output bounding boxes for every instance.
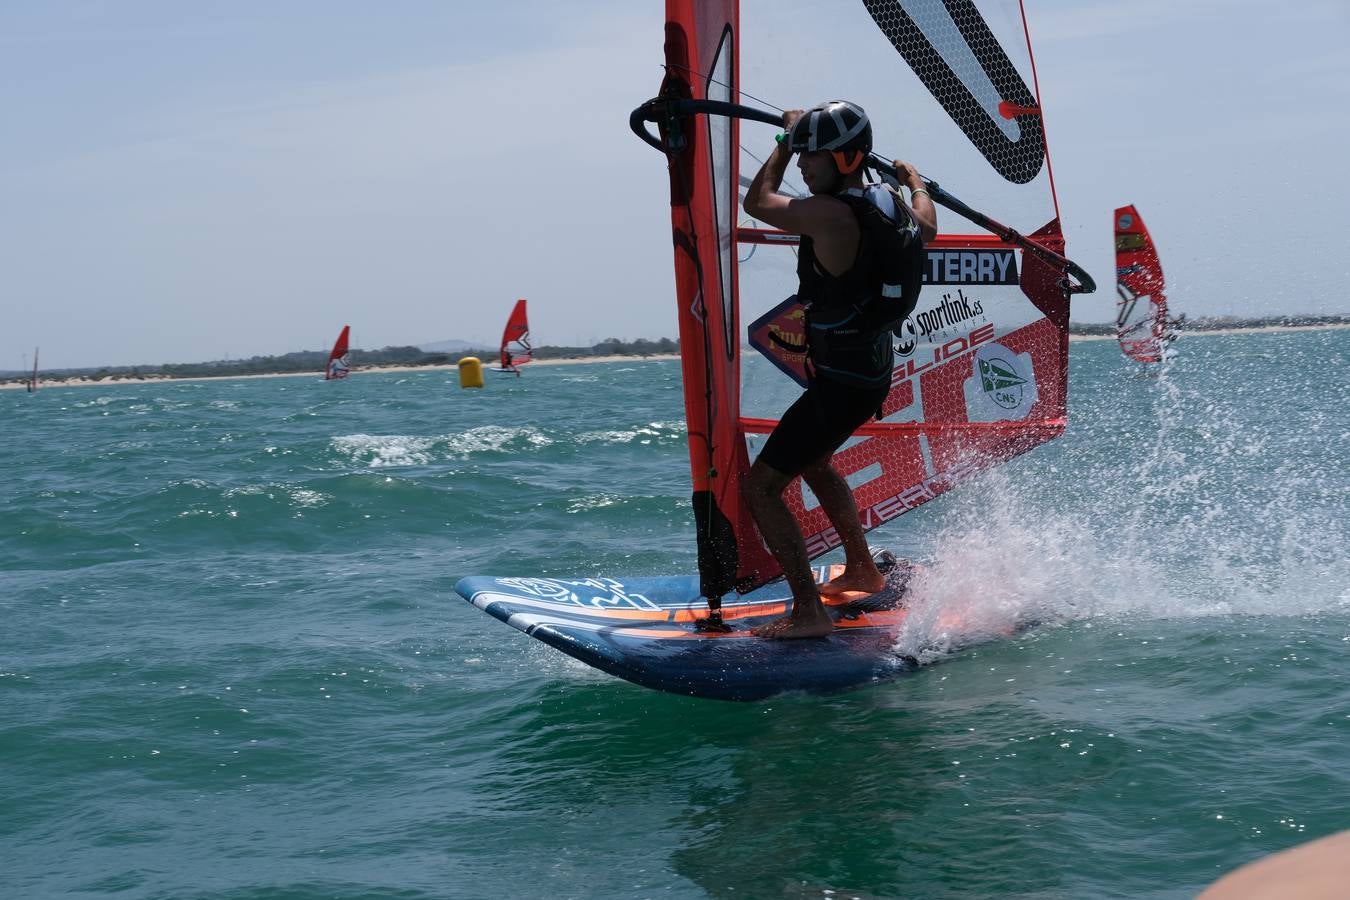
[894,348,1350,660]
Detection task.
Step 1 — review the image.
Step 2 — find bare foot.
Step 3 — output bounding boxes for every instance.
[819,568,886,596]
[754,609,834,639]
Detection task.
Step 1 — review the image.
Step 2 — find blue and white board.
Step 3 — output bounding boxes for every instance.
[456,564,939,702]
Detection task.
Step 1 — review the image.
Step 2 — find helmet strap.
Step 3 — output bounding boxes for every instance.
[830,150,865,175]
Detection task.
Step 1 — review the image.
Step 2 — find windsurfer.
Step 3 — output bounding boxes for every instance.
[741,101,936,639]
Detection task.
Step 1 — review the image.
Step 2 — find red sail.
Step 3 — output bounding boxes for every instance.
[1114,205,1172,363]
[652,0,1076,601]
[499,299,533,369]
[325,325,351,380]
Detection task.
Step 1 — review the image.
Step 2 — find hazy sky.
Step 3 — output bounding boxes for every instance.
[4,1,1347,369]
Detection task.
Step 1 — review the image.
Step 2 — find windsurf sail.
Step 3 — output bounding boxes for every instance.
[1114,205,1175,363]
[325,325,351,380]
[498,298,533,370]
[27,347,38,393]
[633,0,1091,606]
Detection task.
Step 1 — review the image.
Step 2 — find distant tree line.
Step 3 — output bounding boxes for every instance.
[8,318,1350,385]
[1,338,682,385]
[534,337,678,359]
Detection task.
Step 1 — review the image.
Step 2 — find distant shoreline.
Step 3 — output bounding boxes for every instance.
[5,323,1348,391]
[0,353,681,391]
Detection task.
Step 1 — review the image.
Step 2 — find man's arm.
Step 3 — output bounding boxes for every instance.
[742,131,796,226]
[893,160,937,243]
[742,109,849,241]
[744,161,847,240]
[742,113,829,237]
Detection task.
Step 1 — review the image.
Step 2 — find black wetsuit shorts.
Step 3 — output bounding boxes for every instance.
[756,376,890,478]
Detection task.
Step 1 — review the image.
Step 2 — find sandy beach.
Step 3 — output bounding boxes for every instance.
[1066,322,1350,342]
[6,324,1348,390]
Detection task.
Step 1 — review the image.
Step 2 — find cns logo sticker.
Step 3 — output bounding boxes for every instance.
[1117,213,1134,230]
[962,343,1037,421]
[980,357,1027,410]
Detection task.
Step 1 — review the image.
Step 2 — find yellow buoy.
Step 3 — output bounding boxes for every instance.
[457,356,484,389]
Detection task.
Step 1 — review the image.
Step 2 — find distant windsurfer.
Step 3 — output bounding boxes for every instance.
[502,350,520,376]
[1160,313,1185,350]
[741,101,936,639]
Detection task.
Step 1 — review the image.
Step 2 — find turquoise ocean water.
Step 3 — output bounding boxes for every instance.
[3,330,1347,899]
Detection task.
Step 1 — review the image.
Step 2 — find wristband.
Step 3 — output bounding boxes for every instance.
[910,188,930,199]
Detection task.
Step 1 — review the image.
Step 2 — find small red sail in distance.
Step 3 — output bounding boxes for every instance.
[1113,205,1172,363]
[499,299,533,370]
[325,325,351,380]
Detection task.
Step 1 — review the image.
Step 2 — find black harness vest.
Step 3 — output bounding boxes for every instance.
[796,187,925,387]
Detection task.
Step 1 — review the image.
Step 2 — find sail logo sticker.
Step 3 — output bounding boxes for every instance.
[497,577,660,611]
[914,288,986,338]
[892,317,918,357]
[892,289,991,363]
[748,296,810,387]
[1118,213,1134,229]
[962,343,1037,421]
[978,356,1027,410]
[804,458,989,556]
[923,250,1018,285]
[891,322,996,387]
[690,288,705,323]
